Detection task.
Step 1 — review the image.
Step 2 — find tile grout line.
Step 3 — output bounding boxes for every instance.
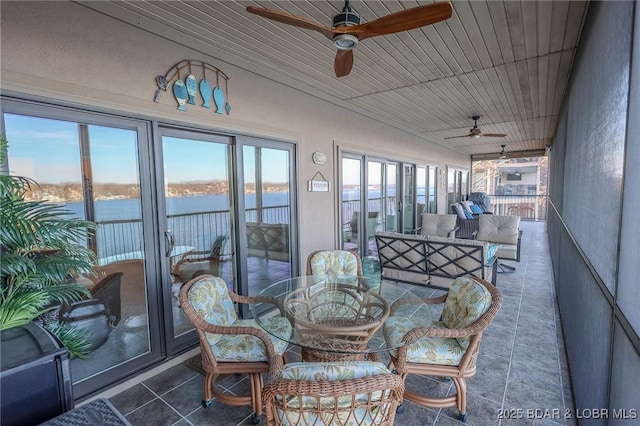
[498,228,528,426]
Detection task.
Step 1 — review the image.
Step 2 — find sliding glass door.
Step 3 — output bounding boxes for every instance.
[2,99,299,398]
[2,107,158,398]
[341,157,363,254]
[447,167,469,205]
[158,129,234,348]
[417,165,437,214]
[239,140,296,302]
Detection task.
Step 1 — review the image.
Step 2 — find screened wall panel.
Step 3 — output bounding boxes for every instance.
[561,1,632,292]
[609,323,640,424]
[548,107,567,275]
[617,3,640,335]
[549,1,640,420]
[556,223,612,414]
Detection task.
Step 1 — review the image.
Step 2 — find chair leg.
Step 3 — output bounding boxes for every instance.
[497,262,516,273]
[250,372,264,416]
[202,372,216,407]
[452,377,467,421]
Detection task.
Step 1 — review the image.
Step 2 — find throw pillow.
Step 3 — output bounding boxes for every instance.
[471,204,483,214]
[464,209,474,219]
[452,203,467,220]
[486,243,500,264]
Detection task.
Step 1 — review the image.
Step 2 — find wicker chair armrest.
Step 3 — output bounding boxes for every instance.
[180,249,208,259]
[197,322,283,377]
[228,292,286,316]
[389,294,447,315]
[401,325,475,343]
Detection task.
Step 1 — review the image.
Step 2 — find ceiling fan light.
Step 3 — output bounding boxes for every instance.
[471,134,481,139]
[333,33,359,50]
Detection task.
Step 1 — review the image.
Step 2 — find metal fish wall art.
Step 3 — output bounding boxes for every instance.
[154,60,231,116]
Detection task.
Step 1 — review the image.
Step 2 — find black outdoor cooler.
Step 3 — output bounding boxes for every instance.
[0,322,74,426]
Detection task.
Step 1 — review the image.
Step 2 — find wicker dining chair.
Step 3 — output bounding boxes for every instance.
[262,361,404,426]
[384,276,502,422]
[172,235,228,282]
[179,275,292,425]
[306,250,363,280]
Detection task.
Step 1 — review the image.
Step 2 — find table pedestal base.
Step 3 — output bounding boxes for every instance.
[301,348,382,363]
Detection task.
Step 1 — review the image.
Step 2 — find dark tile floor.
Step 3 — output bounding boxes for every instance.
[107,221,576,426]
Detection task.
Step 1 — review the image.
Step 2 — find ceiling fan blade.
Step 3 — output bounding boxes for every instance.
[480,133,507,138]
[334,50,354,77]
[246,6,337,40]
[349,2,453,41]
[444,134,471,140]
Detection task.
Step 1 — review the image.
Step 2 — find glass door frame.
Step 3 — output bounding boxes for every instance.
[1,94,301,397]
[1,96,164,398]
[340,151,407,253]
[154,125,236,354]
[447,166,470,205]
[235,135,299,317]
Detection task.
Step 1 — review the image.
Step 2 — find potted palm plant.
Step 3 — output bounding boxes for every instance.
[0,135,97,357]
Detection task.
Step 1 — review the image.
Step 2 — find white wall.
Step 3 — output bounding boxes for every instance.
[0,1,469,263]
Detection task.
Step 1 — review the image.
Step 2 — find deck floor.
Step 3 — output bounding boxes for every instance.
[107,221,576,426]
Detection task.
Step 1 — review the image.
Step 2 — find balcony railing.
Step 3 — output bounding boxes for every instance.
[93,205,290,261]
[92,194,546,263]
[486,194,547,220]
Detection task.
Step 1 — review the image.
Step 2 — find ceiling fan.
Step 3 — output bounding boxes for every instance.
[444,115,507,140]
[499,144,507,159]
[246,1,453,77]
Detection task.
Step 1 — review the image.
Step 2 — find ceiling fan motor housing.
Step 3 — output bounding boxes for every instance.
[332,5,361,50]
[333,4,361,28]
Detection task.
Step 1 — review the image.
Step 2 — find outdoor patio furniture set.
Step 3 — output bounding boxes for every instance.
[179,249,503,425]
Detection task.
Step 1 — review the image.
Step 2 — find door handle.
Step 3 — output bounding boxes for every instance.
[164,230,175,257]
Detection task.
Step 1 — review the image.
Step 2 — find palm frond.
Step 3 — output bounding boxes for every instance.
[45,323,93,358]
[40,282,91,303]
[0,198,96,250]
[0,290,51,330]
[0,252,36,277]
[1,135,96,356]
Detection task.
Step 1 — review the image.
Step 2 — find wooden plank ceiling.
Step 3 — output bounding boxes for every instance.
[79,0,589,157]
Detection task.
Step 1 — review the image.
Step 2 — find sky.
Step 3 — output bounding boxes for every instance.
[4,114,289,184]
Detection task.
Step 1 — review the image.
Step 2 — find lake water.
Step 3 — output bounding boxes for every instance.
[61,190,406,259]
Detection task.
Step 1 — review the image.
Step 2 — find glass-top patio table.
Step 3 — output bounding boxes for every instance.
[249,275,434,362]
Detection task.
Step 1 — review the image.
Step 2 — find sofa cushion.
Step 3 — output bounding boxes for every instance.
[308,250,360,282]
[384,318,465,366]
[441,277,492,349]
[206,317,291,362]
[476,215,520,245]
[420,214,457,237]
[187,276,237,332]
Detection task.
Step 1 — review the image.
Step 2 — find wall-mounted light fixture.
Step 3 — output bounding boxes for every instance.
[312,152,327,165]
